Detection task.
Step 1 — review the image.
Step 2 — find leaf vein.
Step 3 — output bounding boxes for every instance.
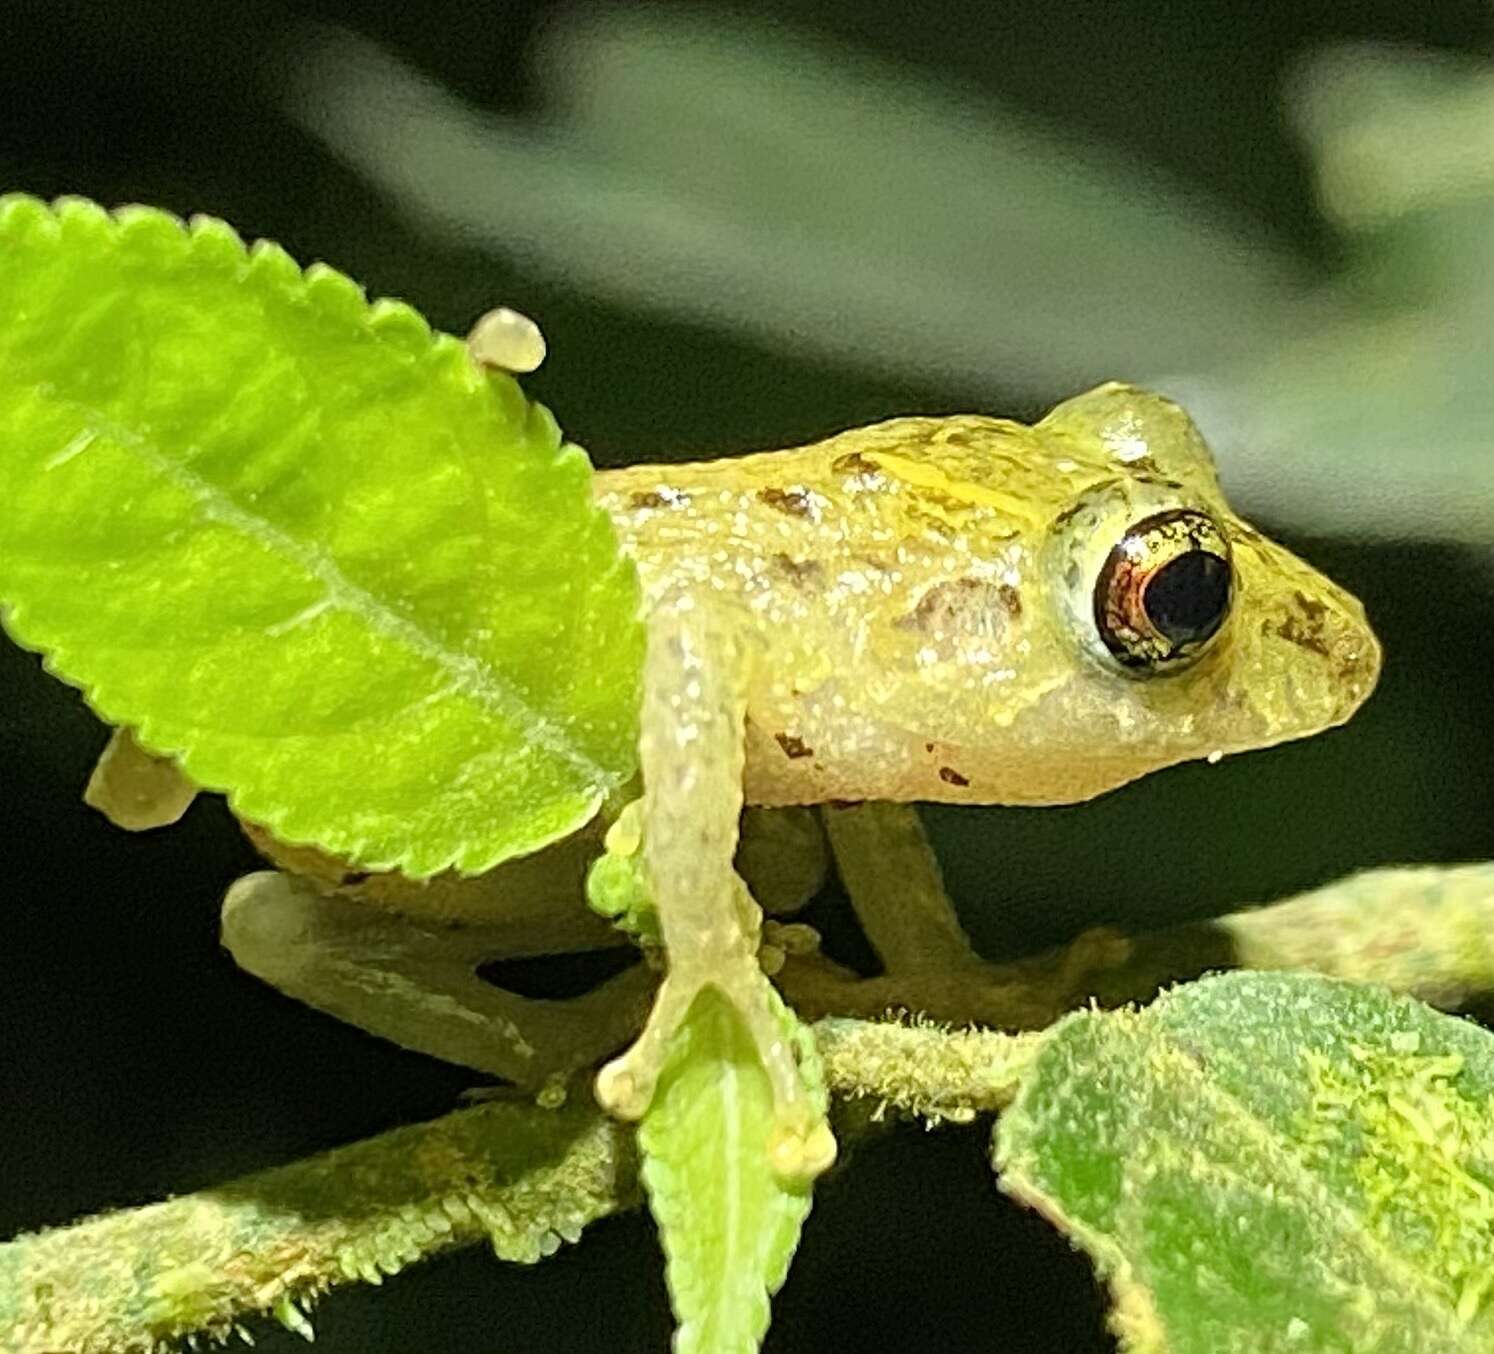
[64,398,614,788]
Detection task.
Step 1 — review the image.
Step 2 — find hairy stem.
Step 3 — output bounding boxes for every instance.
[815,1016,1044,1122]
[785,863,1494,1032]
[0,1099,635,1354]
[10,865,1494,1353]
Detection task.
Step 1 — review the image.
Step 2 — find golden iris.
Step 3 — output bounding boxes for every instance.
[1094,509,1233,670]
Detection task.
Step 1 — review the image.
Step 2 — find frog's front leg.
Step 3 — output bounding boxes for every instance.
[594,592,834,1178]
[780,802,1132,1030]
[820,801,984,973]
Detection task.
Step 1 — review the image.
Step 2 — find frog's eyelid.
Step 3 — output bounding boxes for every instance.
[863,450,1047,528]
[1038,382,1224,495]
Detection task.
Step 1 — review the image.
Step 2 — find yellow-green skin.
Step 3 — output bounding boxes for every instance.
[597,382,1381,809]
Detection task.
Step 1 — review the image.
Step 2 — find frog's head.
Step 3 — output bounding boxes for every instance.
[738,382,1379,808]
[981,382,1382,802]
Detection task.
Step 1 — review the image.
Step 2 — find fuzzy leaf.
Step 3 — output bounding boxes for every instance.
[0,195,642,876]
[639,987,822,1354]
[996,971,1494,1353]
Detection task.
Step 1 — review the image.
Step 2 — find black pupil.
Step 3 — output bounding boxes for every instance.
[1144,550,1230,646]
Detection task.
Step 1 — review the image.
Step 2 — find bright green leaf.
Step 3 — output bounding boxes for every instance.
[996,971,1494,1353]
[0,194,643,876]
[639,986,822,1354]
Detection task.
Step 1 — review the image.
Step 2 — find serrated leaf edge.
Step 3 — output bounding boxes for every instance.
[0,193,640,876]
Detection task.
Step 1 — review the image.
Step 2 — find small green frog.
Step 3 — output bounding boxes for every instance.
[97,341,1381,1183]
[587,379,1379,1175]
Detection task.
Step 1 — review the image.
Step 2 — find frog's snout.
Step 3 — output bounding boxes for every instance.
[1270,589,1380,727]
[1230,535,1383,739]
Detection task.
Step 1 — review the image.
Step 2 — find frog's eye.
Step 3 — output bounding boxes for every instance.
[1093,509,1232,670]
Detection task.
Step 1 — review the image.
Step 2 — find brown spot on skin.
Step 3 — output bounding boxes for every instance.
[923,488,979,516]
[832,451,881,478]
[852,552,896,575]
[1051,500,1090,531]
[629,487,690,511]
[758,486,814,518]
[774,553,824,585]
[904,505,960,541]
[775,732,815,760]
[925,742,936,752]
[900,577,981,630]
[1273,590,1339,659]
[1273,615,1331,658]
[1294,590,1329,623]
[938,766,970,787]
[897,578,1022,633]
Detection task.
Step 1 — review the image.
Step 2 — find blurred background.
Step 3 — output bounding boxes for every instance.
[3,1,1493,1350]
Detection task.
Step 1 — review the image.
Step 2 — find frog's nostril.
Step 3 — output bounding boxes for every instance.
[1342,617,1384,707]
[1298,603,1382,722]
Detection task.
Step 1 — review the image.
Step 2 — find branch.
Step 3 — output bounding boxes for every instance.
[0,1099,635,1354]
[9,864,1494,1353]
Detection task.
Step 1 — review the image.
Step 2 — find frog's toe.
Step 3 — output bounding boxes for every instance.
[594,956,836,1184]
[716,958,836,1181]
[593,971,693,1120]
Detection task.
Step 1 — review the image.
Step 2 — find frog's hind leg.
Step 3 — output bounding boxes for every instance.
[594,593,834,1180]
[221,870,655,1092]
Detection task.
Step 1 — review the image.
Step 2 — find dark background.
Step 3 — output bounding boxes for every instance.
[3,2,1493,1352]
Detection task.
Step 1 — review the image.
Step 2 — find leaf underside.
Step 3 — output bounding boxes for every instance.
[639,988,817,1354]
[996,970,1494,1353]
[0,194,643,876]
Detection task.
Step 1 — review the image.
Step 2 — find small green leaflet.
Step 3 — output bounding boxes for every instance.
[0,195,643,876]
[639,986,824,1354]
[996,971,1494,1353]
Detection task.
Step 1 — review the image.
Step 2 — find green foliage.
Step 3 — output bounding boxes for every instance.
[14,960,1494,1351]
[638,987,823,1354]
[0,194,643,876]
[996,970,1494,1352]
[7,184,1494,1354]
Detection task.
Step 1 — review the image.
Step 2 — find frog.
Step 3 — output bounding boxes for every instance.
[94,317,1382,1185]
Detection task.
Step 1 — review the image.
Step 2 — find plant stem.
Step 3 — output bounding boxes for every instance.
[0,1099,635,1354]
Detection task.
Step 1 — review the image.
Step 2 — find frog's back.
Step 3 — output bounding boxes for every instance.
[596,414,1056,578]
[594,387,1380,809]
